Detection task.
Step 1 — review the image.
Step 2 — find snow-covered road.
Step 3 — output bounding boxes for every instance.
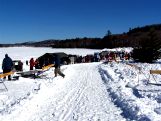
[1,47,161,121]
[1,63,125,121]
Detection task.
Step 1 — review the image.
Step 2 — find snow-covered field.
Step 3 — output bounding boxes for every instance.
[1,47,161,121]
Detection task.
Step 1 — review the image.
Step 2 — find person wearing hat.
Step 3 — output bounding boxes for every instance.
[54,54,65,78]
[2,54,13,80]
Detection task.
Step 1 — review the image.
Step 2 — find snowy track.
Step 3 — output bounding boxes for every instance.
[1,63,125,121]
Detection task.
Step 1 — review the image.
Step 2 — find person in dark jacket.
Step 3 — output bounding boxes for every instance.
[2,54,13,80]
[54,55,65,78]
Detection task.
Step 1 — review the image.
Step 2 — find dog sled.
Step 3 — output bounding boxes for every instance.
[16,64,54,78]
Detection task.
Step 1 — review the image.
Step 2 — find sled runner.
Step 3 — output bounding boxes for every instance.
[34,64,54,78]
[16,70,39,78]
[17,64,54,78]
[42,64,54,70]
[0,71,15,91]
[0,71,14,78]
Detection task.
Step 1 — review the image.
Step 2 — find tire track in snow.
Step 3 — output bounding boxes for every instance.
[58,85,87,120]
[55,63,125,121]
[55,64,93,120]
[53,71,88,120]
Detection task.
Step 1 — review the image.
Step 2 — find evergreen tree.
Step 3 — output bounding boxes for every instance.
[106,30,112,36]
[133,28,161,63]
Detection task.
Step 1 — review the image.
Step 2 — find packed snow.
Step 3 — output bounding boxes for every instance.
[0,47,161,121]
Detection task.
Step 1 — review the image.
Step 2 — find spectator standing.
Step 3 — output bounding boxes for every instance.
[26,60,28,65]
[29,58,35,70]
[35,59,42,69]
[2,54,13,80]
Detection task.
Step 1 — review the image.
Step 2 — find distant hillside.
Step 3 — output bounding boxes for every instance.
[1,23,161,48]
[15,40,57,47]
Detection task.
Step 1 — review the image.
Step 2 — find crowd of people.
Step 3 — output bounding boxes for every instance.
[1,51,131,80]
[69,51,132,64]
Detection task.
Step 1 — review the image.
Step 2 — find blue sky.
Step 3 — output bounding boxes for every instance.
[0,0,161,44]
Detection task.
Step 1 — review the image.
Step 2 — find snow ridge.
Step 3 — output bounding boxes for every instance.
[99,67,144,120]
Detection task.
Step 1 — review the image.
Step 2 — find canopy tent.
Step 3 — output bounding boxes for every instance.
[37,52,69,68]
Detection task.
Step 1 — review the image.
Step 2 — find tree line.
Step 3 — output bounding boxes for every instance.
[1,23,161,63]
[50,24,161,50]
[1,23,161,49]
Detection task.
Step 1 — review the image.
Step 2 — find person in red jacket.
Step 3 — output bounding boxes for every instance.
[29,58,35,70]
